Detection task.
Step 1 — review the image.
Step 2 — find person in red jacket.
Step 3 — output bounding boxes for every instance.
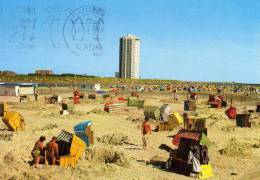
[142,117,151,150]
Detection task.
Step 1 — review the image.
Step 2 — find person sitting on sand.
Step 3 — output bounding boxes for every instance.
[31,136,47,168]
[141,117,151,150]
[183,113,193,130]
[46,137,59,165]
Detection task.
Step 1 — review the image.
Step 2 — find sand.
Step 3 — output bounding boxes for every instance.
[0,89,260,180]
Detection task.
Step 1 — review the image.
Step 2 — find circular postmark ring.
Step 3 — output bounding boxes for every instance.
[63,6,104,56]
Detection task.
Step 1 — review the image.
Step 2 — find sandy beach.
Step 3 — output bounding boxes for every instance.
[0,88,260,180]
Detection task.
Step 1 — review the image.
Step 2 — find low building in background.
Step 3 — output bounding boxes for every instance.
[35,69,53,76]
[0,83,37,96]
[0,70,16,76]
[80,83,101,91]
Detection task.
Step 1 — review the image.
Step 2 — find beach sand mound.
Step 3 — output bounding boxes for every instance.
[88,108,106,115]
[219,138,252,157]
[4,151,16,165]
[221,124,236,132]
[97,133,128,145]
[208,113,224,120]
[0,130,13,141]
[21,170,52,180]
[159,99,177,103]
[72,111,86,117]
[126,114,143,122]
[11,104,41,111]
[86,146,131,167]
[33,123,58,131]
[207,116,233,130]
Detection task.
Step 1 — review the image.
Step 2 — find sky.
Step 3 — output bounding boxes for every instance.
[0,0,260,83]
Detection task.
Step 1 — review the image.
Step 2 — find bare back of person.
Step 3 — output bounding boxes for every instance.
[47,141,58,165]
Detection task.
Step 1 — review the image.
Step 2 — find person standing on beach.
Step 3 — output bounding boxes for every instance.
[183,113,193,130]
[141,117,151,150]
[34,92,38,102]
